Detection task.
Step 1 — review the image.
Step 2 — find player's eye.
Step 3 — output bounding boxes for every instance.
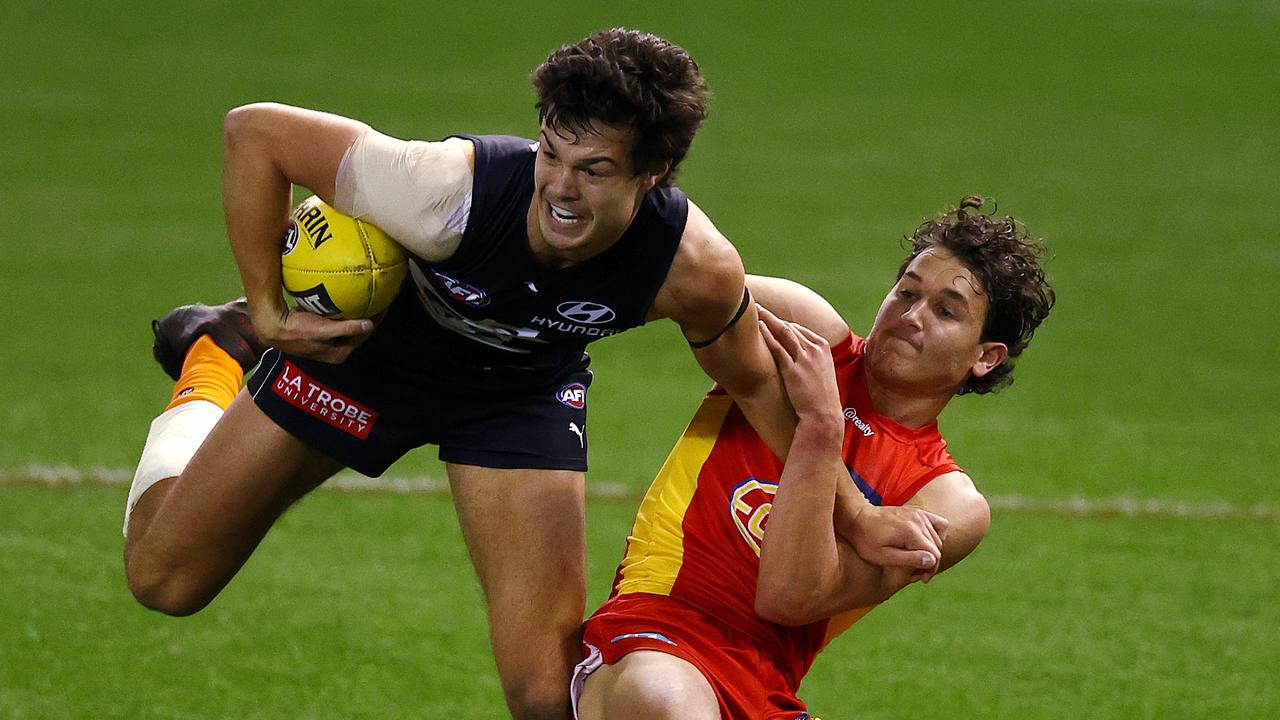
[897,288,915,300]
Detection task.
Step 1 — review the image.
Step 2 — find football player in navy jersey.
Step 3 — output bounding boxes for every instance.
[123,29,946,719]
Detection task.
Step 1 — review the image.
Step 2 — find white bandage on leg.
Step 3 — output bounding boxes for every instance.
[123,400,224,537]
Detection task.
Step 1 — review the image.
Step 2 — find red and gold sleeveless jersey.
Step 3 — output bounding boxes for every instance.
[608,332,961,684]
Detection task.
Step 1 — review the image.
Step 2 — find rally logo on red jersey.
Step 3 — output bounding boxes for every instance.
[730,477,778,557]
[272,361,379,439]
[556,382,587,409]
[431,270,490,307]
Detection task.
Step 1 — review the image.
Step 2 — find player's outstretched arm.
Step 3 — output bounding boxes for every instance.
[650,203,794,457]
[222,103,375,362]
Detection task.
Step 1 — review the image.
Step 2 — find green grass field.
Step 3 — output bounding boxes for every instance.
[2,0,1278,717]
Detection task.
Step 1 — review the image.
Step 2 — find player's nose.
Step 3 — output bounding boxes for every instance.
[546,165,579,200]
[900,300,926,329]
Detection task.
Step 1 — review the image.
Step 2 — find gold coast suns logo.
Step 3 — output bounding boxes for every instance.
[730,477,778,557]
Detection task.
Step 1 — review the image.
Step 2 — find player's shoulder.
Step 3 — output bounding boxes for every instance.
[674,199,739,274]
[443,133,530,178]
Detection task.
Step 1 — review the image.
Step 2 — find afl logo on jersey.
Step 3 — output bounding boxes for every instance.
[556,382,587,409]
[432,271,490,307]
[730,477,778,557]
[281,222,299,256]
[556,301,616,325]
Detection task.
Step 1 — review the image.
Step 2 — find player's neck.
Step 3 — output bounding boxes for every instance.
[864,377,949,429]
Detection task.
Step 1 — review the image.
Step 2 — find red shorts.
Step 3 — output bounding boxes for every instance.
[573,593,812,720]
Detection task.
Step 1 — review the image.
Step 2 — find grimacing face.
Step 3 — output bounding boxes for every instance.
[864,248,1008,396]
[527,121,666,264]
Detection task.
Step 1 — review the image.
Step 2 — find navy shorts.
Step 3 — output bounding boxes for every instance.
[246,343,592,477]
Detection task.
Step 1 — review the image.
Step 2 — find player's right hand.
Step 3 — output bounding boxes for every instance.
[250,302,375,364]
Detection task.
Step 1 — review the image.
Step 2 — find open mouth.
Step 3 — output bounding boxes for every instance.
[548,202,583,226]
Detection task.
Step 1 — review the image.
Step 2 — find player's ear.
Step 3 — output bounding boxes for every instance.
[971,341,1008,378]
[639,160,670,190]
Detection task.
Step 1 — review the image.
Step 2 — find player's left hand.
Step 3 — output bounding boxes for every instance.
[850,504,949,582]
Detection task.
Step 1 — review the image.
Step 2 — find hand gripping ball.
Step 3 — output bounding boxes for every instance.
[280,196,408,319]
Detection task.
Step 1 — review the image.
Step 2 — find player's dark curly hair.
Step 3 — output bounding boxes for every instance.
[531,28,710,187]
[900,196,1056,395]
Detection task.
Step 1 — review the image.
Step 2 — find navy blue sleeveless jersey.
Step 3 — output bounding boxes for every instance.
[248,134,686,473]
[393,133,688,384]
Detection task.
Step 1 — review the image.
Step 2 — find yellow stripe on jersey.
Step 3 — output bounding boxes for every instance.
[615,394,734,597]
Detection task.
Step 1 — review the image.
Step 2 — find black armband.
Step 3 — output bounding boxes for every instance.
[688,287,752,350]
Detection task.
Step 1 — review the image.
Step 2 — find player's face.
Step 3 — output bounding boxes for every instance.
[864,249,1007,396]
[529,121,666,263]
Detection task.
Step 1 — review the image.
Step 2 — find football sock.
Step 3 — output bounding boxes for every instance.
[165,334,245,412]
[125,335,244,537]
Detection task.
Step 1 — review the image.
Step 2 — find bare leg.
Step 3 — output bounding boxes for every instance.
[448,464,586,720]
[577,651,719,720]
[124,390,343,615]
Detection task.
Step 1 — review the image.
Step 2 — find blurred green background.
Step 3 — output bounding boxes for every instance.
[2,1,1277,718]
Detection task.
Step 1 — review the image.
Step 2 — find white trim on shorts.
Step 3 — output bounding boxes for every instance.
[569,642,604,720]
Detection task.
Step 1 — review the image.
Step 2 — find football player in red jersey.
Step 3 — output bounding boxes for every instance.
[573,197,1055,719]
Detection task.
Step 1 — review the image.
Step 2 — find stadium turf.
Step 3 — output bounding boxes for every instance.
[2,0,1277,717]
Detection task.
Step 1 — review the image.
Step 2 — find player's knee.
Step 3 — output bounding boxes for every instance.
[124,549,213,617]
[501,671,571,720]
[603,661,717,720]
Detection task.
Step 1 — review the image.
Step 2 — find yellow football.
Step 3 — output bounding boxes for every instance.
[280,196,408,319]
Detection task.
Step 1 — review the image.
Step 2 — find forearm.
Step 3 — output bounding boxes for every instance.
[726,367,795,460]
[755,415,843,624]
[694,301,797,459]
[832,477,872,544]
[221,104,367,321]
[222,114,293,318]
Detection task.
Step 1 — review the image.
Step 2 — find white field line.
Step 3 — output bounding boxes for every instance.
[2,464,1277,522]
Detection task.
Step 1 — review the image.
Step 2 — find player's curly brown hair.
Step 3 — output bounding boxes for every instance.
[900,196,1056,395]
[531,28,710,187]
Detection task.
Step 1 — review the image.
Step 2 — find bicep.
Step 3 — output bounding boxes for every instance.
[745,275,849,345]
[334,131,473,262]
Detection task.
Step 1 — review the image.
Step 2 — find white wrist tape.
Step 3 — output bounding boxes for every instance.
[123,400,223,537]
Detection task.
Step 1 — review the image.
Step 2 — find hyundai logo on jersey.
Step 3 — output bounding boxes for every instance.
[432,270,491,307]
[556,301,616,325]
[556,382,587,409]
